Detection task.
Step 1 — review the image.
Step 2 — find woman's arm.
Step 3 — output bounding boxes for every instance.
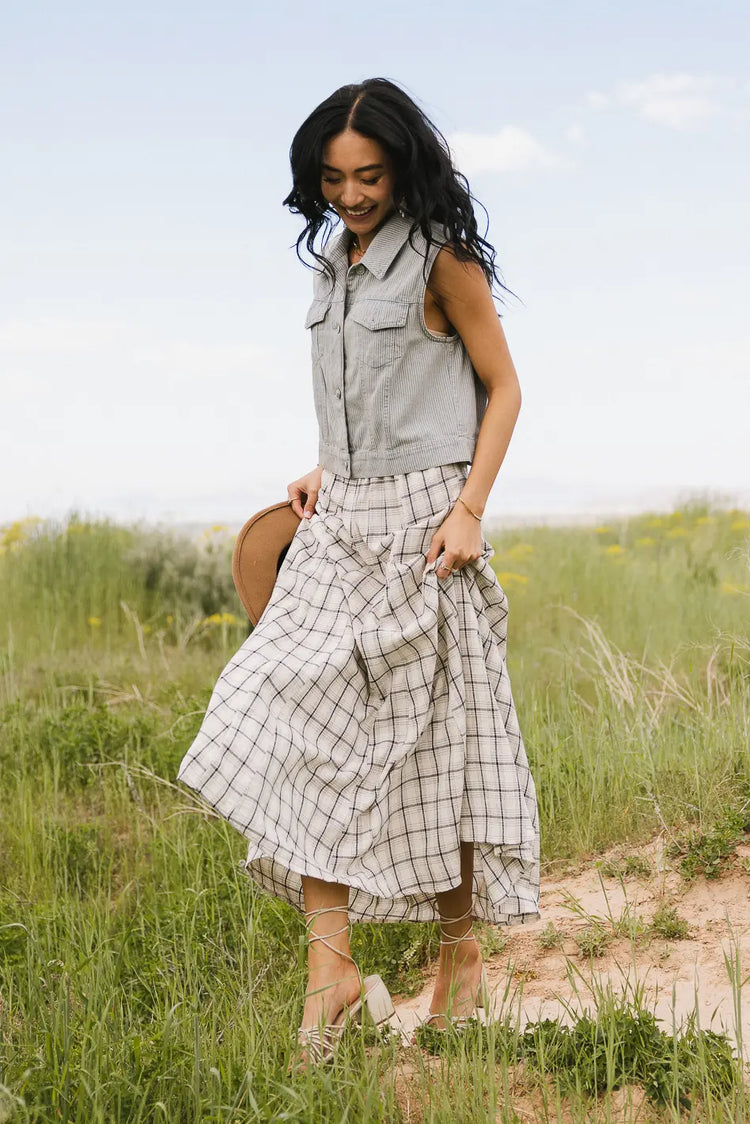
[424,245,522,577]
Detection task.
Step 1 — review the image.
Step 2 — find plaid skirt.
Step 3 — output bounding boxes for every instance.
[177,463,540,926]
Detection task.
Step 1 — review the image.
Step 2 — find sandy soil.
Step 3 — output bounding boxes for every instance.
[389,834,750,1063]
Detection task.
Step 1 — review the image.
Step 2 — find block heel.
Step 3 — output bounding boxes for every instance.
[360,973,396,1026]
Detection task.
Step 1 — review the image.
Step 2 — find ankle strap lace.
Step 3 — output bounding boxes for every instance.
[437,903,475,946]
[302,905,362,987]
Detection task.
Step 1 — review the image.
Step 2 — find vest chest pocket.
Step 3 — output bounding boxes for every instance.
[304,297,335,443]
[304,297,334,363]
[346,298,409,369]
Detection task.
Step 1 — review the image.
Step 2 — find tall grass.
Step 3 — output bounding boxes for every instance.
[0,501,748,1120]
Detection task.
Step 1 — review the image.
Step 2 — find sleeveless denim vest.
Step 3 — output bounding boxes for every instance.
[304,208,488,478]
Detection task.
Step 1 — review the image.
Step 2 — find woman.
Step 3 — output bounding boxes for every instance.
[177,77,540,1070]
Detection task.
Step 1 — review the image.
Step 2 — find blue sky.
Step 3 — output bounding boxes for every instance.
[1,0,748,526]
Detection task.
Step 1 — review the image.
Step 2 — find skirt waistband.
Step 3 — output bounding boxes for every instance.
[318,463,468,537]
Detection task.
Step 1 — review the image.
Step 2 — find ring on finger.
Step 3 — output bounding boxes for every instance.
[439,562,457,573]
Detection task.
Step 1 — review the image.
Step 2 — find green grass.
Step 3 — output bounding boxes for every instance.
[0,499,749,1120]
[598,853,654,880]
[668,799,750,881]
[416,978,738,1111]
[649,903,691,941]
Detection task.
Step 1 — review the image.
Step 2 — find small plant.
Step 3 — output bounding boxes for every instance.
[599,852,653,879]
[537,922,566,951]
[560,878,644,952]
[609,903,647,942]
[649,902,690,941]
[669,797,750,881]
[477,922,509,959]
[574,922,612,958]
[624,853,653,878]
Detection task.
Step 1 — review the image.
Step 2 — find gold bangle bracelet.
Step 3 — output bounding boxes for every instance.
[458,495,482,521]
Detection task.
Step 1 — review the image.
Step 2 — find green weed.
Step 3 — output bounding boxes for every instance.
[669,793,750,881]
[536,922,566,951]
[649,902,691,941]
[416,983,742,1112]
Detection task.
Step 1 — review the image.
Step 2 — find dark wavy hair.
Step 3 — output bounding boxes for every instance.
[282,77,519,311]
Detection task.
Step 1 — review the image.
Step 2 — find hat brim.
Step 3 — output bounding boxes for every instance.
[232,501,302,626]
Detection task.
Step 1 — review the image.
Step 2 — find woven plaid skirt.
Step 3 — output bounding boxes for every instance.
[177,462,540,926]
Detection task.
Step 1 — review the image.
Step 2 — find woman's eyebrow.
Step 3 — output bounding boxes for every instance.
[321,162,384,173]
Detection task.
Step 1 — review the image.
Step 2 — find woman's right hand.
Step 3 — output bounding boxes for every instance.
[287,465,323,520]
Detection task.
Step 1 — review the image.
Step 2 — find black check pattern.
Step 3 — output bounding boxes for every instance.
[177,463,540,925]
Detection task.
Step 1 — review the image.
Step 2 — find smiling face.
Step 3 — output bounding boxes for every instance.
[320,128,396,240]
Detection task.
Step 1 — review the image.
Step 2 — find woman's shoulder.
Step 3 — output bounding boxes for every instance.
[404,216,451,250]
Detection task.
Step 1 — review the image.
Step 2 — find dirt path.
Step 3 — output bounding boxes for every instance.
[389,835,750,1063]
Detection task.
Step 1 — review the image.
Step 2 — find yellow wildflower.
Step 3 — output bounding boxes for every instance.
[720,581,749,595]
[2,521,26,547]
[1,516,42,547]
[496,571,529,586]
[87,616,102,627]
[666,527,688,538]
[203,611,239,626]
[605,544,625,555]
[594,526,611,534]
[502,542,534,559]
[646,517,663,528]
[166,614,174,624]
[695,516,715,525]
[730,519,750,531]
[635,537,655,547]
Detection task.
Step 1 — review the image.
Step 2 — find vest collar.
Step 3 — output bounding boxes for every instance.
[324,207,414,281]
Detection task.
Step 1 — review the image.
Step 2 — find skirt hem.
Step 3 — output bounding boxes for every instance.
[241,837,541,927]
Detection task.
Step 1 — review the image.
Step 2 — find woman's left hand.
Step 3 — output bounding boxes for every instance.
[426,501,484,580]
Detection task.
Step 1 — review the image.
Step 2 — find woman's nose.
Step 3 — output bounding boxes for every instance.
[339,189,366,207]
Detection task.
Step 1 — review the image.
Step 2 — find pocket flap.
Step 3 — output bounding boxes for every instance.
[347,299,409,331]
[304,298,332,329]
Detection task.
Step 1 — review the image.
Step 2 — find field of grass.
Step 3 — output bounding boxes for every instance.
[0,501,749,1122]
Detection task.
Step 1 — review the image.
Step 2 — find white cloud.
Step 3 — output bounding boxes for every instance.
[586,91,610,111]
[617,73,722,129]
[446,125,571,175]
[564,122,587,144]
[588,73,741,130]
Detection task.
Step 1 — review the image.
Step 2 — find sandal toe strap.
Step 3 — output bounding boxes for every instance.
[297,1023,345,1062]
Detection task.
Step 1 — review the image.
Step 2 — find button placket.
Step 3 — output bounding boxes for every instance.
[343,263,362,407]
[329,273,350,474]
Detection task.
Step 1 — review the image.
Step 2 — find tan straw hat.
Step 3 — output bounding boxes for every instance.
[232,500,302,626]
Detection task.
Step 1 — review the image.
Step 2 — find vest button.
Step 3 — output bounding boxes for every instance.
[335,388,342,399]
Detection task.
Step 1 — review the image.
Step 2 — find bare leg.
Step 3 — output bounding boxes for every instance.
[428,841,483,1028]
[299,875,362,1031]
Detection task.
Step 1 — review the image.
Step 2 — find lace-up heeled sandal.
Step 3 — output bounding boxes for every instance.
[415,904,492,1036]
[290,905,395,1069]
